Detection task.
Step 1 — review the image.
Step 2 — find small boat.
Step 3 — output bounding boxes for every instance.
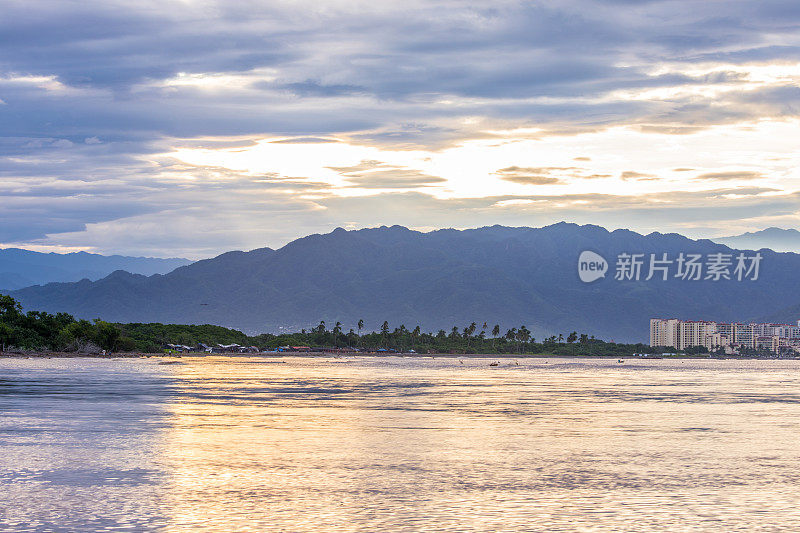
[617,359,624,363]
[489,361,499,367]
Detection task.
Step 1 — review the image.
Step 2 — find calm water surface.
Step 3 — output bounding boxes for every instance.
[2,356,800,532]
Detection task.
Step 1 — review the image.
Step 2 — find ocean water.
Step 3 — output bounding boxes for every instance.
[2,356,800,532]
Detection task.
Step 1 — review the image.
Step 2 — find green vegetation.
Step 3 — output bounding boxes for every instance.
[12,293,759,358]
[119,323,250,353]
[1,294,657,355]
[247,320,655,356]
[0,293,126,352]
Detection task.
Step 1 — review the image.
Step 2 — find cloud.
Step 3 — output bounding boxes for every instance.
[1,1,800,255]
[277,80,367,97]
[494,165,619,184]
[1,0,798,147]
[269,137,340,144]
[621,171,658,181]
[494,167,562,185]
[326,160,394,174]
[342,169,447,189]
[695,171,765,181]
[8,179,798,259]
[327,160,445,189]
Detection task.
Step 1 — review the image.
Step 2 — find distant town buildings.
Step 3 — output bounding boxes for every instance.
[650,318,800,354]
[165,343,260,354]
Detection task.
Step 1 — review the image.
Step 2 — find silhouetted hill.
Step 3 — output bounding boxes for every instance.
[9,223,800,342]
[0,248,192,290]
[713,227,800,253]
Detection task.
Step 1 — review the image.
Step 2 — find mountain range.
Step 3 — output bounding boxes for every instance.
[7,223,800,343]
[0,248,191,291]
[712,227,800,253]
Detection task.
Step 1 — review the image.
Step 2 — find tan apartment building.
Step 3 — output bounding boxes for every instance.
[650,318,800,352]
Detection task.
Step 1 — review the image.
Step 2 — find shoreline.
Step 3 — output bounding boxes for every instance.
[2,351,798,361]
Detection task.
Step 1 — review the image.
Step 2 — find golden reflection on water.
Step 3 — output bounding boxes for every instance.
[156,357,800,532]
[3,356,800,531]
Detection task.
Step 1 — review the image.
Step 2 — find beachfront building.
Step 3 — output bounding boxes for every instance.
[772,324,800,339]
[649,319,680,349]
[649,318,800,353]
[756,335,788,353]
[650,319,722,351]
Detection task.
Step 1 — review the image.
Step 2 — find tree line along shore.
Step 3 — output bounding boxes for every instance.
[1,293,706,357]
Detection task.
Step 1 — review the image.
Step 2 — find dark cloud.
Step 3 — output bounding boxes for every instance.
[277,80,367,97]
[1,1,799,254]
[0,0,796,144]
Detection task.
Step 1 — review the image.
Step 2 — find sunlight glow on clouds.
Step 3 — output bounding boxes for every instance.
[158,69,279,90]
[0,74,66,92]
[1,0,799,256]
[166,119,800,201]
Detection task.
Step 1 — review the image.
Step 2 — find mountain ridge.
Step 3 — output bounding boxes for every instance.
[712,227,800,253]
[0,248,192,290]
[8,223,800,342]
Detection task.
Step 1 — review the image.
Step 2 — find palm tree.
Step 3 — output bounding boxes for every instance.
[333,321,342,345]
[491,324,500,351]
[463,322,476,352]
[355,319,365,348]
[396,324,408,351]
[412,325,421,351]
[518,325,531,353]
[505,328,517,353]
[378,321,389,350]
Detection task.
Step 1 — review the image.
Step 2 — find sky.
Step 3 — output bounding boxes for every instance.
[1,0,799,259]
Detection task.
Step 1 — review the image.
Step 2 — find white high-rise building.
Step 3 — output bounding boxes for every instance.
[650,318,800,352]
